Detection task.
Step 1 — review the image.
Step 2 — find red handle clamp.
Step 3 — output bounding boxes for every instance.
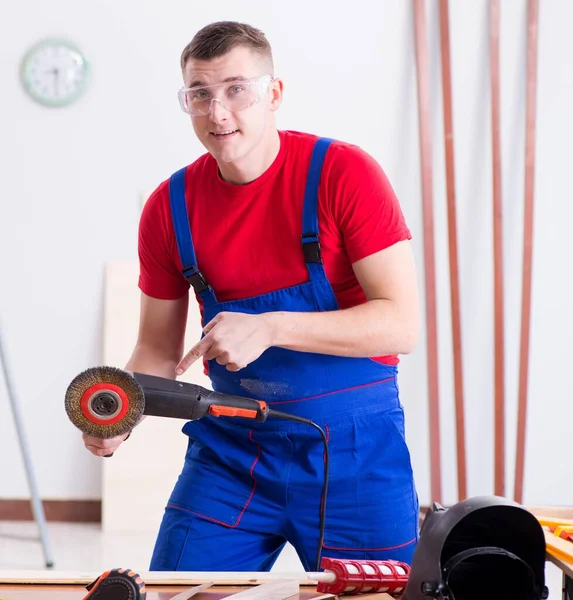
[317,557,410,596]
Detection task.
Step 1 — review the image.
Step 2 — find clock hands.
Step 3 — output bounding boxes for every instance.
[45,66,60,96]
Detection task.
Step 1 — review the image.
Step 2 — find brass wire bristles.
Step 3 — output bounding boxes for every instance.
[65,366,144,438]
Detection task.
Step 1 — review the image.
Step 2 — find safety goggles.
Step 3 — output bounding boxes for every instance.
[177,74,273,116]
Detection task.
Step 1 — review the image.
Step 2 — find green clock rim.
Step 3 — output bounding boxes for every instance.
[20,37,90,108]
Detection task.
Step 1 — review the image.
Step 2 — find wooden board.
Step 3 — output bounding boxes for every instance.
[514,0,540,506]
[0,582,390,600]
[489,0,506,499]
[438,0,467,503]
[0,571,395,600]
[412,0,442,506]
[102,260,211,533]
[0,584,340,600]
[0,571,319,586]
[525,506,573,578]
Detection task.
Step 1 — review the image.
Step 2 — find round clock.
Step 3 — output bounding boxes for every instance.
[20,38,90,108]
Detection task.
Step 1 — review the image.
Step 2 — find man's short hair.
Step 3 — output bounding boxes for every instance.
[180,21,274,72]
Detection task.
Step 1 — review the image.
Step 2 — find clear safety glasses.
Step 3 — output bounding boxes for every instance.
[177,74,274,116]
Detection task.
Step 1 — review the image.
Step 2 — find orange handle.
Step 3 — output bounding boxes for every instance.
[209,405,259,419]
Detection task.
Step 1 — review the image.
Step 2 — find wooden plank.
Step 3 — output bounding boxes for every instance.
[0,571,317,586]
[101,260,210,533]
[514,0,540,506]
[0,585,344,600]
[0,572,394,599]
[489,0,506,498]
[525,506,573,580]
[548,553,573,584]
[527,506,573,520]
[438,0,467,502]
[413,0,442,505]
[544,529,573,563]
[224,579,299,600]
[170,581,215,600]
[537,517,573,528]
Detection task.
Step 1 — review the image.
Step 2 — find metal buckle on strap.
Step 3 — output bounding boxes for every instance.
[182,266,211,293]
[301,233,322,264]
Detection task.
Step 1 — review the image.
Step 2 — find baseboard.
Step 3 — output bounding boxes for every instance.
[0,501,438,525]
[0,499,101,522]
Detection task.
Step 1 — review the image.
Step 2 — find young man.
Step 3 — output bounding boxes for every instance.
[83,21,421,572]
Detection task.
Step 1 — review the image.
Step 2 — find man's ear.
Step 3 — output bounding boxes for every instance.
[269,77,284,111]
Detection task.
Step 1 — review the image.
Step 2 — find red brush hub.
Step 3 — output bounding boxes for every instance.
[317,557,410,596]
[80,383,130,426]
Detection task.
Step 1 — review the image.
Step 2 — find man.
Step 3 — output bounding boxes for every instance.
[83,20,421,573]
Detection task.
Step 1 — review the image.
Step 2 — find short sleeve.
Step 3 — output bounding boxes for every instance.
[137,183,190,300]
[325,144,412,263]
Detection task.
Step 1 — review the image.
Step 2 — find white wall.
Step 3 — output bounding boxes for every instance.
[1,0,571,511]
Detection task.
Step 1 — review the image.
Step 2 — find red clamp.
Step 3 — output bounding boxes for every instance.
[317,557,410,596]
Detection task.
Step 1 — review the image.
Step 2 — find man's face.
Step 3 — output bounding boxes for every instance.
[182,46,282,165]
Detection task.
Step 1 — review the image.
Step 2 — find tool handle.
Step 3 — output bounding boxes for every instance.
[204,390,269,421]
[316,558,410,595]
[305,572,336,583]
[103,432,131,458]
[132,372,269,422]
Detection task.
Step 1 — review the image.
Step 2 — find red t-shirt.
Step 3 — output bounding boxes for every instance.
[138,130,412,366]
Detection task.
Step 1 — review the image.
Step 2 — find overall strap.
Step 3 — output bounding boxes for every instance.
[168,167,218,306]
[302,137,335,281]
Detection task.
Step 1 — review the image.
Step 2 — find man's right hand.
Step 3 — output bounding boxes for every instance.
[79,292,188,458]
[82,432,130,457]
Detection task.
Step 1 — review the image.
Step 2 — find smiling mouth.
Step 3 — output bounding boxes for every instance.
[210,129,239,138]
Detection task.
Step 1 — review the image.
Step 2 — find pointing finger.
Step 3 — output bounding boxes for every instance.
[176,336,212,375]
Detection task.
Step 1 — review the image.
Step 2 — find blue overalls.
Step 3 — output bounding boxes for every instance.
[149,137,419,572]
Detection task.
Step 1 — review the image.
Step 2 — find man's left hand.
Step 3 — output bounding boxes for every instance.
[176,311,274,375]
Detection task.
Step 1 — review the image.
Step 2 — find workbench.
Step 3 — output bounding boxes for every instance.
[0,570,393,600]
[3,504,573,599]
[528,505,573,600]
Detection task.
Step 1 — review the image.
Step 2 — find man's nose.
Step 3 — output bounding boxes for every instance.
[208,98,230,122]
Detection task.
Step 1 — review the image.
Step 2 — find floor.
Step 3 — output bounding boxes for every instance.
[0,520,565,597]
[0,520,305,572]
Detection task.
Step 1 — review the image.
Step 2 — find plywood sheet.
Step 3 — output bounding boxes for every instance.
[0,585,342,600]
[0,573,350,600]
[101,260,211,533]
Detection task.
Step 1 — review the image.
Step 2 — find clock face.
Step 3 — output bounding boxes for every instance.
[20,39,89,107]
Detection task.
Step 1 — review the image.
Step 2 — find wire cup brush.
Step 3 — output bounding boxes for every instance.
[64,365,277,439]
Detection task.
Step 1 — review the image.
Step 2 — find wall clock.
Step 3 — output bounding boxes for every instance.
[20,38,90,108]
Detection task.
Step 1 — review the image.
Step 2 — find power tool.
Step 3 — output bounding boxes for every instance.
[64,365,328,573]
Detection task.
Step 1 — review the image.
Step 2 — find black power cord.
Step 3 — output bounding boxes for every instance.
[268,409,329,573]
